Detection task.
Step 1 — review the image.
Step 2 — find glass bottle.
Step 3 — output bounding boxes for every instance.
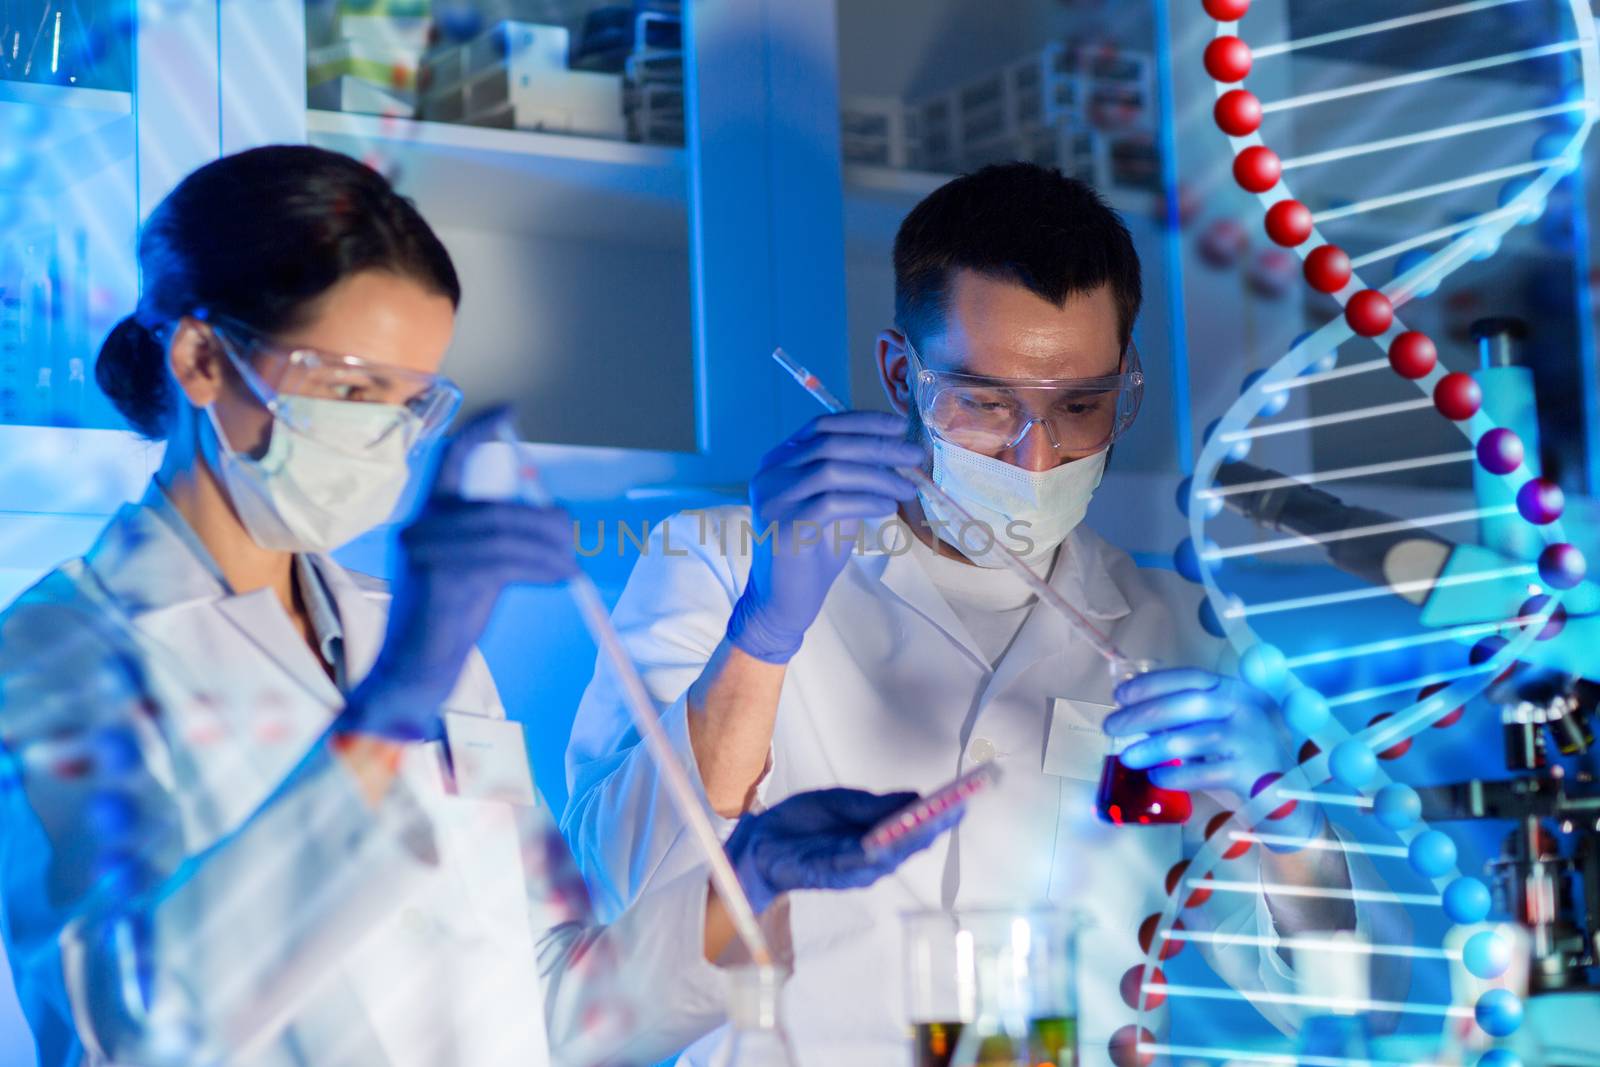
[1096,658,1191,825]
[709,964,800,1067]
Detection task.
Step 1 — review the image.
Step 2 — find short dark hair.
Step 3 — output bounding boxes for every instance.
[893,162,1142,352]
[97,144,460,439]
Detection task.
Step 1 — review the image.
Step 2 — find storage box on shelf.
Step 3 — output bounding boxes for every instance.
[841,96,915,170]
[418,20,625,137]
[307,12,431,116]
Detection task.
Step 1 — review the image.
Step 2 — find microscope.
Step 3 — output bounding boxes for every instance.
[1212,318,1600,1060]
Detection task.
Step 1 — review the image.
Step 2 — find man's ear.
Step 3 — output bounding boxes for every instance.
[876,329,913,416]
[168,317,226,408]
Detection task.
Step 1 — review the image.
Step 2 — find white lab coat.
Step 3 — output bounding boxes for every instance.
[0,488,728,1067]
[564,508,1331,1067]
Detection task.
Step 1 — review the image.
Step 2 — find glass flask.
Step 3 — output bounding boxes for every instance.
[1096,658,1192,825]
[709,964,800,1067]
[903,908,1081,1067]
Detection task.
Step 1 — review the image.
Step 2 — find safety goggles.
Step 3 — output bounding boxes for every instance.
[906,339,1144,456]
[204,314,463,455]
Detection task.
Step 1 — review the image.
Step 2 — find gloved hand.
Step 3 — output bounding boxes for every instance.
[724,787,958,914]
[727,413,923,664]
[343,408,579,741]
[1104,668,1324,848]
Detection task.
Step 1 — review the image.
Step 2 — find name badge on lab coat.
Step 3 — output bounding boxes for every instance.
[1043,698,1113,781]
[441,712,537,805]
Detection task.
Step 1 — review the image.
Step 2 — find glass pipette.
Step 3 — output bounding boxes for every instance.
[494,427,774,967]
[770,347,1139,676]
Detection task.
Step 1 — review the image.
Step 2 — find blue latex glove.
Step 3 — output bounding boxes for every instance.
[724,787,959,914]
[343,409,579,741]
[727,413,923,663]
[1105,668,1324,849]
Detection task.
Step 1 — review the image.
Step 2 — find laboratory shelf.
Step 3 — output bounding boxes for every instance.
[306,109,689,246]
[0,81,134,192]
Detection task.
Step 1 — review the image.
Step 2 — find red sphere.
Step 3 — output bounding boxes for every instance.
[1476,428,1524,475]
[1517,478,1565,525]
[1250,771,1298,819]
[1345,289,1393,336]
[1138,914,1185,960]
[1303,245,1351,293]
[1434,372,1482,421]
[1418,682,1465,729]
[1164,860,1215,907]
[1298,739,1321,764]
[1205,811,1253,859]
[1470,636,1508,667]
[1367,713,1412,760]
[1120,964,1167,1011]
[1109,1026,1157,1067]
[1203,0,1250,19]
[1539,543,1587,590]
[1388,331,1437,379]
[1265,200,1313,247]
[1204,36,1253,83]
[1233,145,1280,192]
[1214,89,1262,135]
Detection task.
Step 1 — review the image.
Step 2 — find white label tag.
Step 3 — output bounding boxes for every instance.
[1043,698,1115,781]
[441,712,537,806]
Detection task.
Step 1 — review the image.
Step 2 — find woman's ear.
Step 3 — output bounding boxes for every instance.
[877,329,913,416]
[167,317,226,408]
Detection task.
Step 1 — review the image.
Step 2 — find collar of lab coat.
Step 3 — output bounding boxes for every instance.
[83,482,392,704]
[855,513,1133,675]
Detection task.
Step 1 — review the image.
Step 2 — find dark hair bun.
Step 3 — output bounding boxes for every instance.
[95,316,175,440]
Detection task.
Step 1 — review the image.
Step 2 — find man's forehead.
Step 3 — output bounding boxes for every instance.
[919,272,1123,377]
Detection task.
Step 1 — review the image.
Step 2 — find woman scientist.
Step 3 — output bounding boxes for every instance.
[0,145,948,1067]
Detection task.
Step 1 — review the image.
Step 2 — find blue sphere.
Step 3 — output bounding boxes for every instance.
[90,727,141,775]
[1374,783,1421,831]
[1241,643,1289,695]
[1473,231,1504,262]
[1176,475,1222,520]
[1283,688,1330,736]
[1443,877,1492,925]
[1478,1050,1523,1067]
[1497,175,1538,215]
[1393,247,1439,297]
[1409,830,1459,878]
[1329,739,1377,788]
[1199,597,1227,638]
[1475,989,1523,1037]
[1241,368,1289,417]
[1463,930,1512,980]
[1533,130,1570,164]
[1174,538,1207,584]
[1203,417,1249,462]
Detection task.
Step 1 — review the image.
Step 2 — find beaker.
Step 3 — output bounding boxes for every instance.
[903,908,1082,1067]
[708,964,800,1067]
[1096,658,1192,825]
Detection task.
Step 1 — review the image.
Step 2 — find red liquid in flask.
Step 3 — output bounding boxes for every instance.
[1095,757,1192,825]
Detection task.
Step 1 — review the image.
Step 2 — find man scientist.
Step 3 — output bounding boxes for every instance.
[563,163,1375,1066]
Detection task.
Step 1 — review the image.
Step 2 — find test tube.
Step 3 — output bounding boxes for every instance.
[770,348,1140,678]
[861,763,1002,857]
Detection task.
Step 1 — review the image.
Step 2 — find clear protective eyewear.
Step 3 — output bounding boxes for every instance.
[204,313,463,455]
[906,338,1144,456]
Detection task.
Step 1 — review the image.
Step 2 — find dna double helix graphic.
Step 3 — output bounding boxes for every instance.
[1117,2,1600,1065]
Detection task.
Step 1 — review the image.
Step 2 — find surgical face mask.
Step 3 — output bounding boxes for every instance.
[206,396,418,553]
[918,439,1107,570]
